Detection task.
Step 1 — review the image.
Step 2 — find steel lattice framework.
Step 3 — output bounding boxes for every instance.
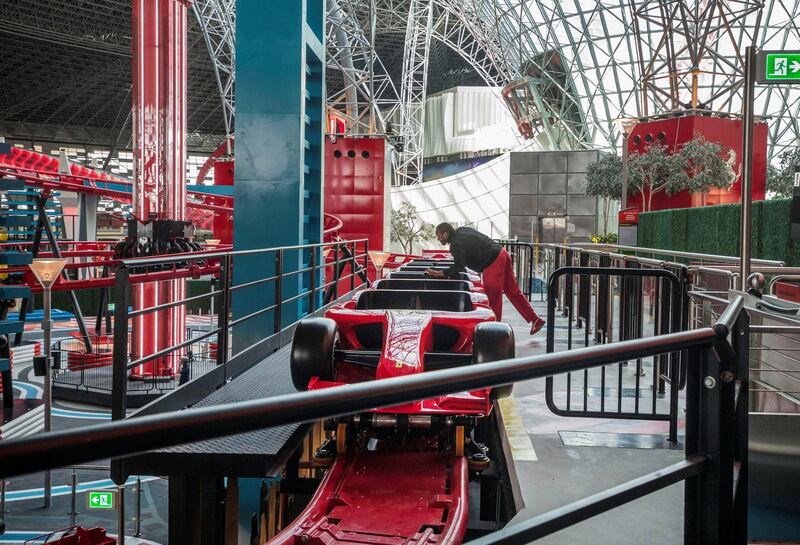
[631,0,764,114]
[465,0,800,159]
[327,0,403,136]
[396,0,435,185]
[2,1,800,170]
[191,0,235,153]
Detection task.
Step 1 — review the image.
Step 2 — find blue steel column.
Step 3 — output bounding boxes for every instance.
[233,0,325,354]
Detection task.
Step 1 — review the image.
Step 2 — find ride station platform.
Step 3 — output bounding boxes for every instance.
[125,344,306,478]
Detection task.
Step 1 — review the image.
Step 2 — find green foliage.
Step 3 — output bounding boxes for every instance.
[715,204,740,257]
[669,208,688,252]
[751,201,763,259]
[700,206,721,255]
[590,232,618,243]
[585,152,623,235]
[761,199,791,261]
[637,199,800,265]
[628,144,686,212]
[685,207,706,255]
[629,138,737,211]
[675,137,737,204]
[638,213,655,251]
[766,148,800,198]
[585,152,622,200]
[390,202,435,254]
[651,210,671,255]
[766,164,785,197]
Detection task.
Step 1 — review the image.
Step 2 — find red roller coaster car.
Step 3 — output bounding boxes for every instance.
[274,256,515,545]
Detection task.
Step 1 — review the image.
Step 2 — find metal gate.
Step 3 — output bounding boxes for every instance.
[544,266,688,442]
[495,240,537,300]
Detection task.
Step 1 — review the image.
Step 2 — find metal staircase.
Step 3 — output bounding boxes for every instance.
[1,188,64,243]
[0,177,33,413]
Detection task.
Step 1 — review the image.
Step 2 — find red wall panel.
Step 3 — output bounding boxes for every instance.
[325,138,389,283]
[626,115,767,212]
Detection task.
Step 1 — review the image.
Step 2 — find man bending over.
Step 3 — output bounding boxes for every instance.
[425,223,545,335]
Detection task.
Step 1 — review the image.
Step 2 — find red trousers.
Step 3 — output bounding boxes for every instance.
[482,248,539,323]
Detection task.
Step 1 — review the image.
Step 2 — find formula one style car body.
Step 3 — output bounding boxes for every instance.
[290,258,515,415]
[274,254,516,545]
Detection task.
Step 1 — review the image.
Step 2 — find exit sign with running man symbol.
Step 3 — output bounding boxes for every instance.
[87,490,115,510]
[756,51,800,83]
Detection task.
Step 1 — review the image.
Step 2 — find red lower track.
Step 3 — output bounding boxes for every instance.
[271,450,469,545]
[67,351,114,371]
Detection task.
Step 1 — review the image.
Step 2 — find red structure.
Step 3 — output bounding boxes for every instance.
[194,136,234,244]
[626,114,768,212]
[129,0,189,379]
[211,158,234,245]
[0,146,233,222]
[324,138,389,282]
[0,147,123,183]
[269,451,470,545]
[281,255,509,545]
[26,526,117,545]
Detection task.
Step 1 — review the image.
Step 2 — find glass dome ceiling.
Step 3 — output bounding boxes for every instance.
[466,0,800,159]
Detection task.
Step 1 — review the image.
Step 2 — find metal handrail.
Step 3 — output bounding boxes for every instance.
[469,457,708,545]
[690,266,735,278]
[128,289,225,319]
[768,274,800,295]
[1,292,748,544]
[126,328,221,369]
[714,295,745,335]
[117,239,368,268]
[544,265,687,440]
[119,241,369,369]
[569,243,785,266]
[0,326,719,478]
[692,290,800,324]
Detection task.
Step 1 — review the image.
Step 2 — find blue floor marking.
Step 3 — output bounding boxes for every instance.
[5,476,157,502]
[12,382,42,400]
[0,532,160,544]
[51,408,111,420]
[13,381,110,419]
[0,532,45,542]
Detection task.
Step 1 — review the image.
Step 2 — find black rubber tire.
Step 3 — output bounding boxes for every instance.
[472,322,515,399]
[290,318,338,390]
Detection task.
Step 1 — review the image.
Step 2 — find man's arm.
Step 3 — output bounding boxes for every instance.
[441,240,466,279]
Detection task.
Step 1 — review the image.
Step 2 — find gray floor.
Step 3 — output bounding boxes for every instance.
[502,296,684,545]
[2,361,169,544]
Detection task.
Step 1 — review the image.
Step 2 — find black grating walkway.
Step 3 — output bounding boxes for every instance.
[125,344,309,477]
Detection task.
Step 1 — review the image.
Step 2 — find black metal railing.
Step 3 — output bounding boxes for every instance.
[495,240,538,300]
[106,238,368,420]
[541,245,693,387]
[0,296,749,545]
[545,266,688,443]
[49,240,369,405]
[52,328,221,396]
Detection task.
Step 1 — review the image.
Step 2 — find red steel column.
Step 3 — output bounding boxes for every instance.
[130,0,189,378]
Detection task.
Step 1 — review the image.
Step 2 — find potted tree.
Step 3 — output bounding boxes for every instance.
[628,144,686,212]
[676,136,737,206]
[584,152,622,235]
[390,203,435,254]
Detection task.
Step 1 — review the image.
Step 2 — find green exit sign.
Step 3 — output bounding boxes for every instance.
[87,490,115,510]
[757,51,800,84]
